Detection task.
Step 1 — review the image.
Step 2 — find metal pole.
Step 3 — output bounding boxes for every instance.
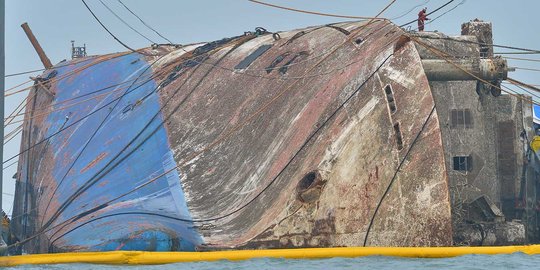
[20,22,52,69]
[0,0,5,247]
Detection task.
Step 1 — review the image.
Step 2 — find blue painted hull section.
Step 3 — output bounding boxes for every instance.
[34,54,202,251]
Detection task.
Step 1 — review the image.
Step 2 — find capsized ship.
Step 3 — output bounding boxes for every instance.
[10,19,540,253]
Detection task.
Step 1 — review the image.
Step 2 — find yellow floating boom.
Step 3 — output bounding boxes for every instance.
[2,245,540,267]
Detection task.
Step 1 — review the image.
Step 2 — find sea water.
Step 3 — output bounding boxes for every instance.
[6,253,540,270]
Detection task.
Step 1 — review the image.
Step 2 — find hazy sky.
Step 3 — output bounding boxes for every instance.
[4,0,540,214]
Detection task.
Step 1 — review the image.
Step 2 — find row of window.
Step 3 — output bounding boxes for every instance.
[453,155,473,172]
[385,85,402,151]
[450,109,473,129]
[238,47,473,129]
[383,85,473,172]
[451,109,473,171]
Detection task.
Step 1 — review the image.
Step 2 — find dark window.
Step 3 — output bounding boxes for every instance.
[393,123,404,150]
[235,44,273,70]
[385,85,397,114]
[480,46,489,58]
[450,109,473,128]
[453,156,473,171]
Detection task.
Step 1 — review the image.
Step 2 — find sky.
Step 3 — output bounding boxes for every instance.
[3,0,540,215]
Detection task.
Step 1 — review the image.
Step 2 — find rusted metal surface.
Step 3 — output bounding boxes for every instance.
[153,20,451,249]
[422,58,508,81]
[420,20,534,245]
[12,20,454,253]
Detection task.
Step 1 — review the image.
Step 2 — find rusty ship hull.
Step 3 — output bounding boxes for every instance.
[11,20,456,253]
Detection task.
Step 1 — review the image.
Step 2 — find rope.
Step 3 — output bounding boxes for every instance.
[2,66,157,165]
[389,0,430,20]
[117,0,175,44]
[38,51,171,229]
[4,80,32,95]
[44,40,250,240]
[4,72,157,125]
[4,129,22,146]
[4,3,478,240]
[496,51,540,55]
[98,0,156,44]
[4,95,30,127]
[2,160,18,171]
[505,56,540,63]
[411,36,540,107]
[35,37,249,245]
[414,0,465,30]
[506,80,540,101]
[1,46,199,165]
[399,0,455,27]
[3,37,350,124]
[247,0,381,20]
[12,1,400,249]
[4,24,398,126]
[4,57,96,79]
[49,53,393,246]
[5,24,393,233]
[507,77,540,94]
[4,125,23,143]
[5,52,134,97]
[5,68,45,78]
[3,23,385,123]
[81,0,147,55]
[5,14,401,121]
[515,67,540,73]
[502,78,540,91]
[415,35,540,54]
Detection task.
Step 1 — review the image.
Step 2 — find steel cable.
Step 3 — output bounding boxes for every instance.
[247,0,380,20]
[5,52,134,97]
[5,24,396,235]
[399,0,455,27]
[98,0,156,44]
[11,1,400,249]
[414,35,540,54]
[81,0,149,56]
[49,53,393,246]
[38,51,173,229]
[39,34,265,236]
[363,105,436,246]
[412,36,540,107]
[117,0,175,44]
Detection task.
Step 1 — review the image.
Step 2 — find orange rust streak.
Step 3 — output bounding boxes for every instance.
[80,152,108,174]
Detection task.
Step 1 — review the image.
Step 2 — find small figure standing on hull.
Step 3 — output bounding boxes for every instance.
[418,7,430,31]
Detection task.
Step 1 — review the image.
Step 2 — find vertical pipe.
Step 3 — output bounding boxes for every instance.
[20,22,52,69]
[0,0,5,246]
